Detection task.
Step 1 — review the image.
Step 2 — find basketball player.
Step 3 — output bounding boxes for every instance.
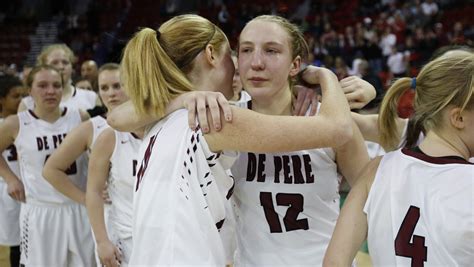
[18,44,101,115]
[0,65,95,266]
[0,75,24,267]
[323,51,474,266]
[86,128,143,267]
[226,15,369,266]
[119,15,353,265]
[42,63,125,204]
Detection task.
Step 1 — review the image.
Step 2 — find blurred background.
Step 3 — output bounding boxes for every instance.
[0,0,472,108]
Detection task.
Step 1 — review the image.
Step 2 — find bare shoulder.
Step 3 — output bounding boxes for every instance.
[1,114,20,137]
[363,156,383,191]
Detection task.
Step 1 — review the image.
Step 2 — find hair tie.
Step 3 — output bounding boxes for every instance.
[156,30,161,41]
[411,77,416,90]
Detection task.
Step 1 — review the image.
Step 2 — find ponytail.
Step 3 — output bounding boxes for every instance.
[378,78,411,150]
[121,28,193,117]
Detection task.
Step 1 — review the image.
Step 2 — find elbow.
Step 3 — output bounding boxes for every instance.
[42,167,54,184]
[106,114,122,131]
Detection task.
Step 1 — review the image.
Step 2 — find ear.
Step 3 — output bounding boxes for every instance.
[289,55,301,78]
[204,44,217,67]
[449,107,465,130]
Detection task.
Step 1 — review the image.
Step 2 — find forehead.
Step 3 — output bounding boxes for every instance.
[33,69,61,81]
[98,70,120,82]
[240,20,290,47]
[46,49,68,61]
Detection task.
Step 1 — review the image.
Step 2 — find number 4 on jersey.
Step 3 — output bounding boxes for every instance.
[395,205,427,267]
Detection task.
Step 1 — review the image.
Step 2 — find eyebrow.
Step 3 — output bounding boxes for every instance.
[239,41,285,47]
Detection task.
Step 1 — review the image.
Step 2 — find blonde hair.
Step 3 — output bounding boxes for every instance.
[243,15,309,93]
[249,15,309,62]
[36,44,76,65]
[121,14,228,117]
[379,51,474,150]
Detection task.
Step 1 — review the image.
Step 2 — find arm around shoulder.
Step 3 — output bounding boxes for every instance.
[204,104,352,153]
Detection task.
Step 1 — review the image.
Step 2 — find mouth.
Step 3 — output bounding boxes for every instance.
[249,77,267,82]
[44,98,58,103]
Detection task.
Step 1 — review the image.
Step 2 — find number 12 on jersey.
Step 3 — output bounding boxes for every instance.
[260,192,309,233]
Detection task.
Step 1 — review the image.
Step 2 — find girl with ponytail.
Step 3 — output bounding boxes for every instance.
[324,50,474,266]
[118,15,353,265]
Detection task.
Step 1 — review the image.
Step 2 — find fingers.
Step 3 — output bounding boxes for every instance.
[8,185,26,203]
[293,85,308,116]
[115,246,123,262]
[101,250,121,267]
[18,188,26,203]
[196,97,209,133]
[185,99,197,131]
[309,94,320,116]
[340,76,357,93]
[300,89,314,116]
[217,93,232,122]
[206,96,221,131]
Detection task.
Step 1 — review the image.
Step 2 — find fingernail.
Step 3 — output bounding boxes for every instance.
[226,115,231,121]
[215,124,220,130]
[203,127,209,132]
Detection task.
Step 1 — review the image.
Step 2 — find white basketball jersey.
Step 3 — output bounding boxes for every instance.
[230,100,339,265]
[130,110,236,266]
[14,108,87,204]
[364,148,474,266]
[22,87,97,111]
[107,131,141,240]
[231,147,339,266]
[89,115,109,151]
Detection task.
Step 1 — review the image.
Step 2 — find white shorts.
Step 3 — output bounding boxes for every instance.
[0,181,21,245]
[20,201,96,266]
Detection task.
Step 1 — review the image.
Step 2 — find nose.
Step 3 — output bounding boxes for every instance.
[45,85,57,94]
[250,50,264,70]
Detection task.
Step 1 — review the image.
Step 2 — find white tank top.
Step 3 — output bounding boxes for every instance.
[107,131,141,240]
[130,110,237,266]
[14,108,87,204]
[22,87,97,111]
[0,118,21,182]
[230,100,339,266]
[231,148,338,266]
[364,148,474,266]
[89,115,109,151]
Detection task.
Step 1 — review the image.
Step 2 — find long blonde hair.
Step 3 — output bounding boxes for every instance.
[379,51,474,150]
[120,14,228,117]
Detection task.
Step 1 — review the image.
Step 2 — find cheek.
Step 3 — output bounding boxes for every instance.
[118,91,129,101]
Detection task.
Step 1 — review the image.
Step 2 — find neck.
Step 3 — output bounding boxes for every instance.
[62,82,73,100]
[251,87,293,116]
[33,106,62,123]
[419,130,470,160]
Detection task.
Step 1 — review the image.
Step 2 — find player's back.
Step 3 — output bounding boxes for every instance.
[364,148,474,266]
[130,109,235,266]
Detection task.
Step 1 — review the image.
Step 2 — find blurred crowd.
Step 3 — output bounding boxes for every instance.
[1,0,472,96]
